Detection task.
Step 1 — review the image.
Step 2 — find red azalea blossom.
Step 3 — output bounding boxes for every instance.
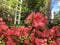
[25,12,35,24]
[26,12,48,29]
[6,36,16,45]
[24,39,29,45]
[32,12,48,28]
[56,38,60,45]
[35,38,47,45]
[8,17,12,22]
[0,17,3,22]
[30,33,35,43]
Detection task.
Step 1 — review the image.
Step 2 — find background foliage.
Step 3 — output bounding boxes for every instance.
[0,0,50,19]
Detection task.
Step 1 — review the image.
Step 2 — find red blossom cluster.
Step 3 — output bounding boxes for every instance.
[25,12,48,29]
[0,12,60,45]
[25,12,60,45]
[0,18,31,45]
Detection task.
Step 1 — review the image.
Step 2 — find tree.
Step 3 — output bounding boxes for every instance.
[0,0,51,25]
[0,0,18,18]
[26,0,51,14]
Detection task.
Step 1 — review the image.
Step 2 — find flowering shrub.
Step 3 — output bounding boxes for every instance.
[0,12,60,45]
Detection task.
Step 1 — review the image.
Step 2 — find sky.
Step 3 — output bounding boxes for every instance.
[51,0,58,12]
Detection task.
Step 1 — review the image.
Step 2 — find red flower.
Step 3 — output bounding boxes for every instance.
[51,26,60,36]
[30,43,34,45]
[1,25,8,30]
[52,26,59,31]
[56,30,60,36]
[56,38,60,45]
[14,26,30,37]
[24,39,29,45]
[25,12,48,29]
[30,33,35,43]
[35,38,47,45]
[0,22,5,25]
[6,36,16,45]
[32,12,48,28]
[43,29,50,38]
[5,29,14,36]
[36,30,44,37]
[0,18,3,22]
[25,12,35,24]
[8,18,12,22]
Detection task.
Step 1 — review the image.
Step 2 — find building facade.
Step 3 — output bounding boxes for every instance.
[58,0,60,11]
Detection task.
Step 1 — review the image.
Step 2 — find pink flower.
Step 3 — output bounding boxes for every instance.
[52,26,60,31]
[56,38,60,45]
[25,12,48,28]
[1,25,8,30]
[5,29,14,36]
[14,26,30,37]
[51,26,60,36]
[32,12,48,28]
[0,22,5,25]
[32,22,46,29]
[30,33,35,43]
[30,43,34,45]
[36,30,44,37]
[6,36,16,45]
[0,18,3,22]
[28,26,32,30]
[8,18,12,22]
[14,30,21,36]
[25,12,35,24]
[56,30,60,36]
[43,29,50,38]
[24,39,29,45]
[35,38,47,45]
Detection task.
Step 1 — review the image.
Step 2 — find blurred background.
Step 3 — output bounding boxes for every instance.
[0,0,59,26]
